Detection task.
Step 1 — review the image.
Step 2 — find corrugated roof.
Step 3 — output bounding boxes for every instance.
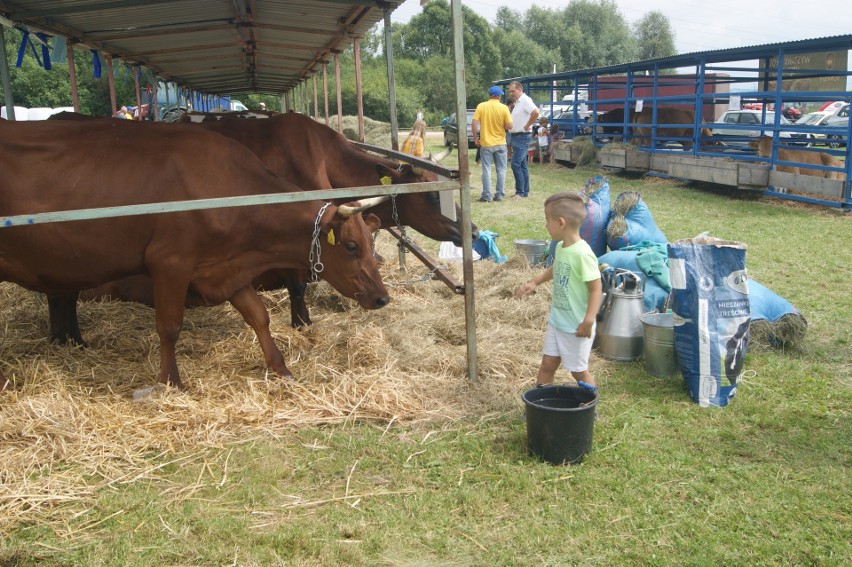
[0,0,404,95]
[499,34,852,83]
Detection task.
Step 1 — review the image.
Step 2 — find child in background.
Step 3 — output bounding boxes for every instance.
[401,119,427,158]
[515,192,603,392]
[536,116,551,164]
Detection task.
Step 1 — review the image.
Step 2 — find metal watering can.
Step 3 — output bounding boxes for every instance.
[596,269,646,361]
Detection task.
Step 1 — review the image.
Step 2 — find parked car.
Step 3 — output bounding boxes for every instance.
[792,111,833,146]
[444,109,476,148]
[824,103,849,148]
[818,100,846,113]
[710,110,807,146]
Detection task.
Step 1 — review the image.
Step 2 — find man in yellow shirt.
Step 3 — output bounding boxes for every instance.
[471,86,513,202]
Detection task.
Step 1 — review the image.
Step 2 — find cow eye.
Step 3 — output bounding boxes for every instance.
[344,241,357,253]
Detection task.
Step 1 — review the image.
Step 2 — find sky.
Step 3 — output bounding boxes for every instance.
[390,0,852,56]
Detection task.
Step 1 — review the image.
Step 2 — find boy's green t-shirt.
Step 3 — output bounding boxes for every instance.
[548,239,600,333]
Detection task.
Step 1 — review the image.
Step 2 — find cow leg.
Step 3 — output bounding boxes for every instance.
[150,276,187,389]
[287,280,311,329]
[228,286,293,378]
[47,293,87,347]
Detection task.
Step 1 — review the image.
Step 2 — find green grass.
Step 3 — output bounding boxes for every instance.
[2,142,850,566]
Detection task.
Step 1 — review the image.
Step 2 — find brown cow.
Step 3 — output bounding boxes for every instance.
[48,112,473,337]
[749,136,846,180]
[596,107,630,140]
[0,118,389,389]
[631,108,714,150]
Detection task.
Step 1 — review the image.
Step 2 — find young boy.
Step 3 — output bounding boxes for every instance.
[515,192,603,391]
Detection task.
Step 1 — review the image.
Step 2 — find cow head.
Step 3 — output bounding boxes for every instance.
[748,136,773,157]
[370,162,478,246]
[315,197,390,310]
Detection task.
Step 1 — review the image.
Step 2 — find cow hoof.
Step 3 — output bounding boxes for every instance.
[274,369,294,380]
[50,335,88,348]
[161,377,187,391]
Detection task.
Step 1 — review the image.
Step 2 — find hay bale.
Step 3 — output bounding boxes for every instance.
[340,115,392,147]
[749,314,808,351]
[572,136,598,167]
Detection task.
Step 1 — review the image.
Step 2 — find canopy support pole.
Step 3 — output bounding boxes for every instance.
[450,0,477,383]
[134,64,141,115]
[334,51,342,132]
[322,61,329,126]
[312,72,319,120]
[0,27,16,120]
[66,40,80,112]
[354,36,365,142]
[106,55,116,116]
[383,9,399,151]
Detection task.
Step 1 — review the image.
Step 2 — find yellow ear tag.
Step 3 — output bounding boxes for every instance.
[380,175,392,185]
[327,229,336,245]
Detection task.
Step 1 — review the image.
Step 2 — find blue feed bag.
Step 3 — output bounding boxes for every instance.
[580,175,611,257]
[668,238,750,408]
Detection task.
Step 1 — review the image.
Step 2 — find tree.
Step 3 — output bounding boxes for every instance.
[558,0,637,70]
[493,29,560,79]
[494,7,523,34]
[634,11,677,61]
[391,0,500,108]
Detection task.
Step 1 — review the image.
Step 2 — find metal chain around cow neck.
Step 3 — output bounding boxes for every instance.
[391,194,411,246]
[309,202,332,282]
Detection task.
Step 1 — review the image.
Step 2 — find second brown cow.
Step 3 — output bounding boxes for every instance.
[749,136,846,180]
[631,107,714,150]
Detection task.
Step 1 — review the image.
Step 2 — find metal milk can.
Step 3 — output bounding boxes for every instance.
[596,269,646,361]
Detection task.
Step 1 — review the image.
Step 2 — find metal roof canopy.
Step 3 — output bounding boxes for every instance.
[498,34,852,86]
[0,0,404,96]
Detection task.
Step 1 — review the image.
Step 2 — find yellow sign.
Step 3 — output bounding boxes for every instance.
[759,50,848,92]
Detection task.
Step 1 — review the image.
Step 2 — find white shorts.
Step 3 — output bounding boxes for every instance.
[542,322,594,373]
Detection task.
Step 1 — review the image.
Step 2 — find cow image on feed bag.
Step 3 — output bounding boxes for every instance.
[667,236,750,407]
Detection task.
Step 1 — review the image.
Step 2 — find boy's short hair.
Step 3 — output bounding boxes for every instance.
[545,192,586,227]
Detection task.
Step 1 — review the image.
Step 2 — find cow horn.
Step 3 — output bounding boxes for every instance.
[431,146,453,163]
[337,195,391,217]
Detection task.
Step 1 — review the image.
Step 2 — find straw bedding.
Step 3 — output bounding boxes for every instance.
[0,231,800,532]
[0,234,582,533]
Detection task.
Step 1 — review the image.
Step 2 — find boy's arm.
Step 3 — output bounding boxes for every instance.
[471,118,480,147]
[515,267,553,298]
[576,277,603,338]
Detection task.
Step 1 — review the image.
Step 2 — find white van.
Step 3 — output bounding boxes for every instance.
[230,100,248,112]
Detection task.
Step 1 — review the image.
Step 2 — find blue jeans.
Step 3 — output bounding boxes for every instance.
[479,144,507,200]
[510,132,531,197]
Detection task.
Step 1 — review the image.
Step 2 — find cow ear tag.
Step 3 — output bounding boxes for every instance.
[327,229,336,245]
[380,176,392,185]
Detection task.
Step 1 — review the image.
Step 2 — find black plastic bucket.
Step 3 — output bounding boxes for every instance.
[522,385,598,465]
